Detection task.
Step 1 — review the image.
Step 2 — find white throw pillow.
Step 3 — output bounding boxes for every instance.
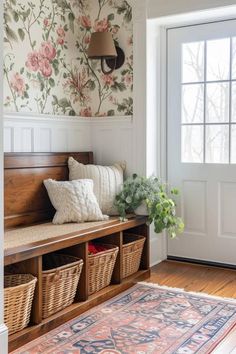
[44,179,108,225]
[68,157,125,215]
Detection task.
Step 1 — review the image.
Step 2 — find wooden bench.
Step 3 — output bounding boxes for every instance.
[4,152,150,351]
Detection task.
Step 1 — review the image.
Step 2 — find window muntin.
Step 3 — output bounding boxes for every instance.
[181,37,236,164]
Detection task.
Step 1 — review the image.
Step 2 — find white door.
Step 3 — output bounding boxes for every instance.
[167,19,236,265]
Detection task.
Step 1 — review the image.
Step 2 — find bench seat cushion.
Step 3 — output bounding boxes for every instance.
[4,218,119,250]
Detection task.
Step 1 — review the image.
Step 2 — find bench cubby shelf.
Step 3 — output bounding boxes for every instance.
[4,153,150,352]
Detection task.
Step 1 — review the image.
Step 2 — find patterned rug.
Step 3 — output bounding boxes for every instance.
[12,283,236,354]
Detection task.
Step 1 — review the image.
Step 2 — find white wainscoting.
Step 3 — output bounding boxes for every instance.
[4,113,92,153]
[4,113,135,176]
[90,116,135,177]
[4,112,162,266]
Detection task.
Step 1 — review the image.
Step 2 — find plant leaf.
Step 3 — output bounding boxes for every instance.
[6,26,18,42]
[18,28,25,41]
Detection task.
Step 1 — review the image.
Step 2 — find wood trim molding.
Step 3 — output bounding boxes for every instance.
[4,112,133,124]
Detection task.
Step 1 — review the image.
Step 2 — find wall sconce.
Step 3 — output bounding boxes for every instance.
[87,32,125,75]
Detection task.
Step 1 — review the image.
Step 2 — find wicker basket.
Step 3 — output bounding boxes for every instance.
[122,234,145,278]
[4,274,37,335]
[42,253,83,319]
[88,244,119,295]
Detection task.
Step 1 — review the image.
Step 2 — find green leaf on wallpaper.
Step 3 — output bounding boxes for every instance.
[124,10,132,23]
[111,82,126,92]
[6,26,18,42]
[58,98,70,108]
[26,9,31,17]
[121,69,129,75]
[69,110,76,116]
[107,110,115,116]
[20,67,24,74]
[32,40,36,48]
[87,80,95,90]
[24,91,29,99]
[68,12,75,33]
[4,37,10,44]
[107,14,114,21]
[49,78,55,87]
[9,0,16,5]
[13,11,19,22]
[4,13,11,23]
[52,95,58,104]
[52,60,59,75]
[116,2,132,23]
[18,28,25,41]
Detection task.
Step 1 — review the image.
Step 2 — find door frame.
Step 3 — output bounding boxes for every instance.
[147,4,236,261]
[0,0,8,350]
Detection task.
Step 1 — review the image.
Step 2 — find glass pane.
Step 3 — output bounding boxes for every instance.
[182,42,204,83]
[182,84,204,123]
[231,37,236,79]
[206,125,229,163]
[231,124,236,163]
[206,83,229,123]
[181,125,203,163]
[207,38,230,81]
[231,82,236,122]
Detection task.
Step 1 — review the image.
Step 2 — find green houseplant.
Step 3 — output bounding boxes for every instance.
[114,174,184,238]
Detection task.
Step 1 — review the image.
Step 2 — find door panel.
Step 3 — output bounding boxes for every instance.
[167,19,236,265]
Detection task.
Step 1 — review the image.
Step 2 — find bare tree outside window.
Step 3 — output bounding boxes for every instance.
[181,38,236,164]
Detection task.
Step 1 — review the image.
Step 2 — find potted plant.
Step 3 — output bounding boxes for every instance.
[114,174,184,238]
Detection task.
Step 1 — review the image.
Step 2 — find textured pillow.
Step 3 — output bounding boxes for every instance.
[68,157,125,215]
[44,179,108,225]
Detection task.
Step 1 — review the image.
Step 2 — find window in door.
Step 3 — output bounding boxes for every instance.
[181,37,236,164]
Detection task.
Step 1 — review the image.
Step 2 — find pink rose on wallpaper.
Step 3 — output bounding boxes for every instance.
[124,74,132,85]
[10,73,26,96]
[40,42,56,61]
[127,36,133,46]
[57,38,64,45]
[101,73,114,86]
[26,51,40,72]
[56,26,65,37]
[43,18,50,27]
[111,26,119,35]
[39,58,52,78]
[84,35,90,45]
[79,107,92,117]
[80,16,91,29]
[94,18,110,32]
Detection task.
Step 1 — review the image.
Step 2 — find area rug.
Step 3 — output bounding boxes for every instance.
[12,283,236,354]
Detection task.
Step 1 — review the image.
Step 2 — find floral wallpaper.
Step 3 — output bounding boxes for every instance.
[3,0,133,117]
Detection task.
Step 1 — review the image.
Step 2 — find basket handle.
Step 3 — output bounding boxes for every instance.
[51,270,61,283]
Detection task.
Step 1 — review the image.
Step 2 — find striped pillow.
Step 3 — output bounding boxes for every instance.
[68,157,125,216]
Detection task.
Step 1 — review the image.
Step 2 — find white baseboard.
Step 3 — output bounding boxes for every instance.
[0,324,8,354]
[150,259,163,267]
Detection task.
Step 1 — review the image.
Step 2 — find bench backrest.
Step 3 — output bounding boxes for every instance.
[4,152,93,229]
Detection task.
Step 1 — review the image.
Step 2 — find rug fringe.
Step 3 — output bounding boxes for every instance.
[138,281,236,303]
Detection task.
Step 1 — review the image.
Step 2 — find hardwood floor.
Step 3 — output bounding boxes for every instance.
[149,260,236,353]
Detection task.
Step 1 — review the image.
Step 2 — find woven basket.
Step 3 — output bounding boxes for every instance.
[4,274,37,335]
[42,253,83,319]
[122,234,145,278]
[88,244,119,295]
